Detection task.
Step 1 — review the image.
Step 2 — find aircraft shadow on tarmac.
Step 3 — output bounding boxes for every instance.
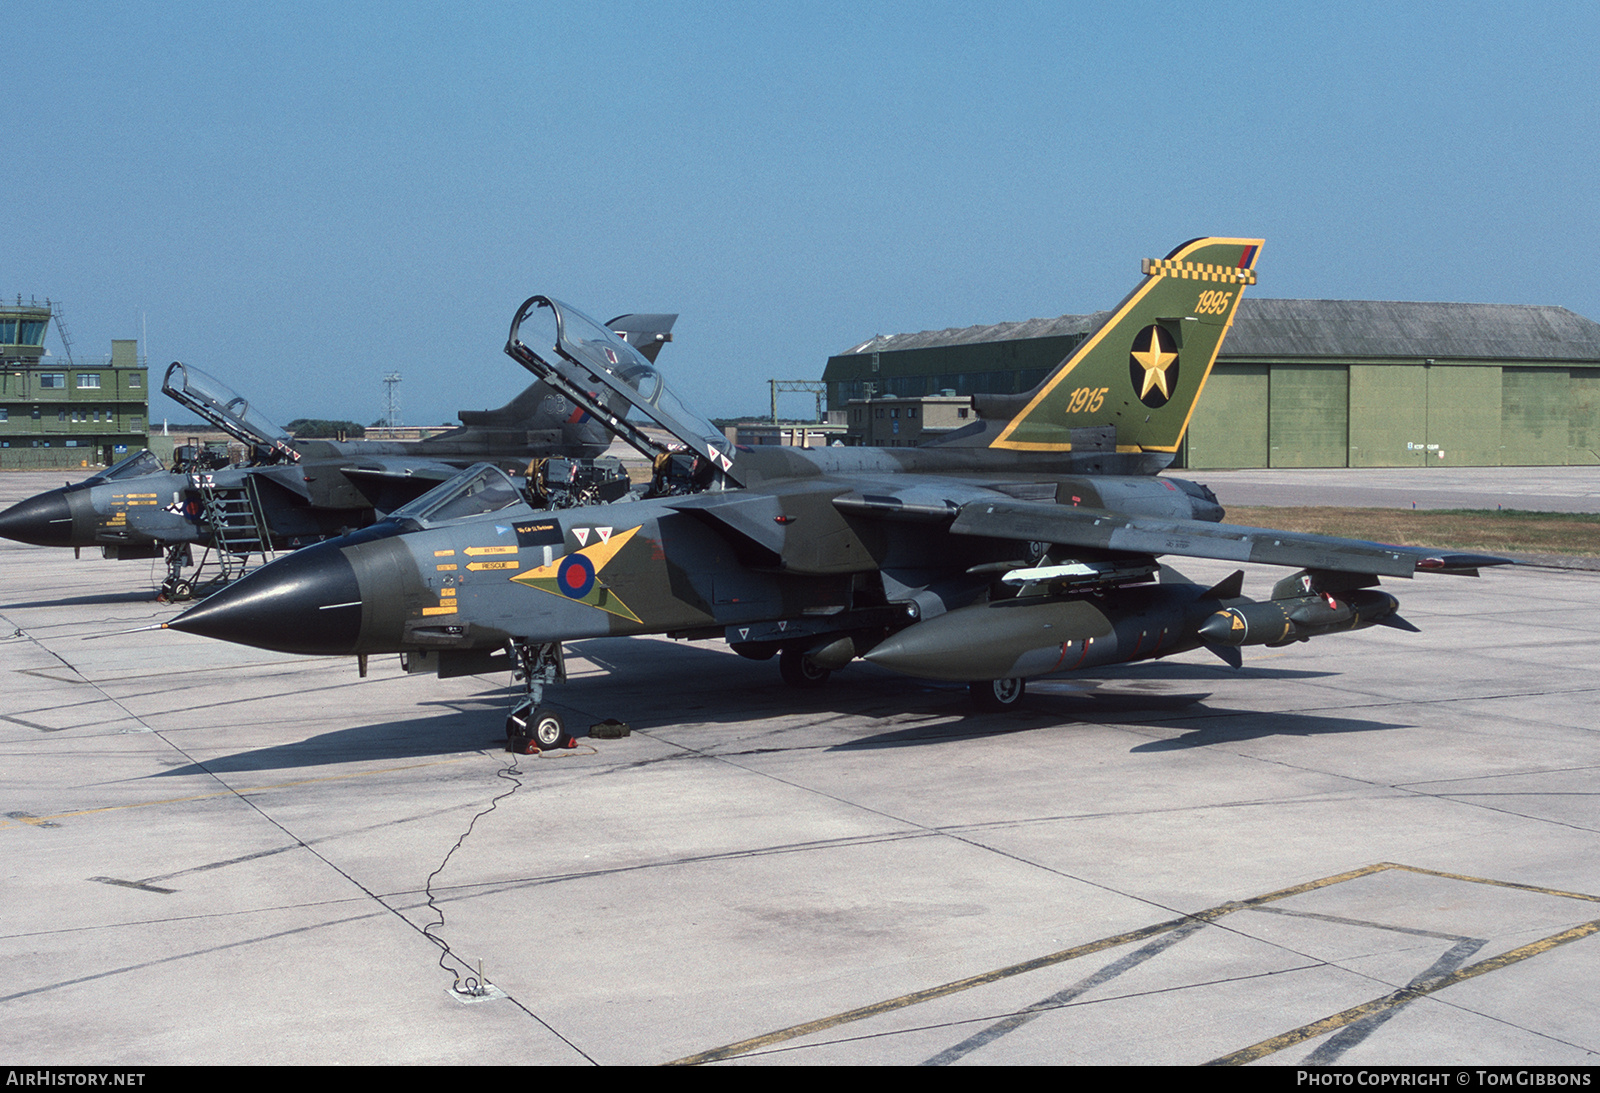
[1119,706,1411,751]
[834,692,1409,752]
[147,638,1387,776]
[149,702,517,777]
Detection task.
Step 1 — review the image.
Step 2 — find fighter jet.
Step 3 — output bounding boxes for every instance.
[165,239,1508,746]
[0,314,675,599]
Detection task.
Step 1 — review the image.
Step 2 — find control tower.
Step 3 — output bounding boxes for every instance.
[0,298,150,469]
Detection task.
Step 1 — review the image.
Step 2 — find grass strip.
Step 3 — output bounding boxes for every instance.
[1223,506,1600,557]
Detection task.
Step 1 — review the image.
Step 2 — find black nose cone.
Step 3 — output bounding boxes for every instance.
[0,489,76,546]
[167,542,364,655]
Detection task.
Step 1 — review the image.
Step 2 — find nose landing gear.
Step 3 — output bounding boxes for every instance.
[504,640,577,753]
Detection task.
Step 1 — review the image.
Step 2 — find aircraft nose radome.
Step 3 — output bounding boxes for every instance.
[167,543,364,655]
[0,489,75,546]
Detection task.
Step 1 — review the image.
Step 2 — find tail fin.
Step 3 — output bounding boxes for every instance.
[606,313,678,363]
[456,313,680,430]
[989,237,1261,453]
[443,377,616,458]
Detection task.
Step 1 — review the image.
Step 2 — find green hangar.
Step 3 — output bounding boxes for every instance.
[822,299,1600,468]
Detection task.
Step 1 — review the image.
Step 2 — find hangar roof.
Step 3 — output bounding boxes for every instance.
[839,300,1600,363]
[1226,299,1600,361]
[840,311,1111,355]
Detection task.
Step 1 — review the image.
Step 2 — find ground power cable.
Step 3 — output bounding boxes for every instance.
[415,749,598,1063]
[422,752,526,996]
[8,618,595,1058]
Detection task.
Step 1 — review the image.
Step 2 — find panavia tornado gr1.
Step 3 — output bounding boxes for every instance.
[0,314,675,599]
[165,239,1509,746]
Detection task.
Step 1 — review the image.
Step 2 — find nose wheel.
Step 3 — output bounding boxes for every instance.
[156,543,196,602]
[158,577,195,603]
[504,640,576,752]
[507,700,571,751]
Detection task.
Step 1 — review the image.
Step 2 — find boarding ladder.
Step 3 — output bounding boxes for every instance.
[195,475,276,584]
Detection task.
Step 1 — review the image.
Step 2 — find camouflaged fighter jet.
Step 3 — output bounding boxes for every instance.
[166,239,1510,747]
[0,314,675,599]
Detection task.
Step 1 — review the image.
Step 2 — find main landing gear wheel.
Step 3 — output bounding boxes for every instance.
[970,677,1026,711]
[779,647,831,688]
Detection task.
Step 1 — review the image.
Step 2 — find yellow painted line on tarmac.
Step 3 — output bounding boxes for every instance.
[1207,918,1600,1065]
[669,862,1600,1066]
[0,757,476,831]
[666,911,1226,1065]
[1392,862,1600,903]
[7,814,53,827]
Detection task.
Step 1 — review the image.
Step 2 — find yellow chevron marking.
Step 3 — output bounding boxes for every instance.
[516,525,644,583]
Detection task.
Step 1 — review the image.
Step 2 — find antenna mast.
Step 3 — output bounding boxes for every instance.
[382,372,401,430]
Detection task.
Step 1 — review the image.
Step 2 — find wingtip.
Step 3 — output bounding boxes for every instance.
[1416,552,1515,576]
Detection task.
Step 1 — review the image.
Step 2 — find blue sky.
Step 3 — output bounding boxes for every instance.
[12,1,1599,426]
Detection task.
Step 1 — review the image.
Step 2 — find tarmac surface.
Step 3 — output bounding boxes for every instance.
[2,466,1598,1065]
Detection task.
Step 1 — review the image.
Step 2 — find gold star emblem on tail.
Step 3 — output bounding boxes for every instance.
[1131,326,1178,400]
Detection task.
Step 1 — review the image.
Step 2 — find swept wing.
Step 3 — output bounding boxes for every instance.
[942,497,1505,578]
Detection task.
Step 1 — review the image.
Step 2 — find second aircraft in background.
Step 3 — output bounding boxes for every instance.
[0,314,675,599]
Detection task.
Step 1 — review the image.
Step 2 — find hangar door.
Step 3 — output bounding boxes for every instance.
[1429,365,1502,465]
[1184,364,1349,467]
[1182,365,1266,468]
[1267,365,1348,468]
[1178,361,1588,467]
[1502,367,1570,465]
[1349,364,1426,466]
[1570,369,1600,464]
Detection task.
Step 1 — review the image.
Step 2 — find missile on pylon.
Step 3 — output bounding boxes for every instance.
[1195,589,1404,647]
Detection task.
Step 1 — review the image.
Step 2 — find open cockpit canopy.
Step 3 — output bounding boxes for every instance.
[162,362,298,460]
[506,296,739,485]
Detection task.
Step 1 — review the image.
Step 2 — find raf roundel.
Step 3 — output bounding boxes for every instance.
[557,553,597,599]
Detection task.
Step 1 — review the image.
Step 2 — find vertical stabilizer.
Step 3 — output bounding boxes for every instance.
[990,237,1262,452]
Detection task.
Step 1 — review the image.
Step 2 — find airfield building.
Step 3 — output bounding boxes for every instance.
[0,300,149,469]
[823,299,1600,467]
